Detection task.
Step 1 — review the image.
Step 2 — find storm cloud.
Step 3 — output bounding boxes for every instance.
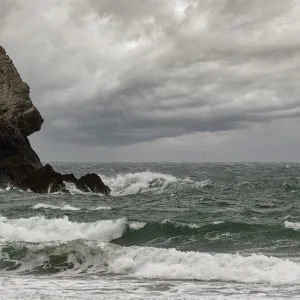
[1,0,300,161]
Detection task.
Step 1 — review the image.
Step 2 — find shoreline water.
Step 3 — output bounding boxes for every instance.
[1,162,300,299]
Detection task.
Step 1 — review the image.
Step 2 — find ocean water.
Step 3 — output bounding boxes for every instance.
[1,163,300,299]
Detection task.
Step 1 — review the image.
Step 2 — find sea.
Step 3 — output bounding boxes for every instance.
[1,162,300,299]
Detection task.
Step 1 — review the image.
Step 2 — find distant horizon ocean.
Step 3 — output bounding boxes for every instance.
[2,162,300,299]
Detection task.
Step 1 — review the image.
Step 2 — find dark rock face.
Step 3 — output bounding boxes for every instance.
[18,164,110,195]
[0,45,110,195]
[0,45,43,184]
[19,164,65,193]
[77,173,111,194]
[0,45,43,136]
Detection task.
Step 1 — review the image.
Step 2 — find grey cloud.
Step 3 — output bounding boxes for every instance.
[1,0,300,150]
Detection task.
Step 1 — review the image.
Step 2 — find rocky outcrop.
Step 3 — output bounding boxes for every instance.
[0,45,43,183]
[18,164,110,194]
[77,173,110,194]
[0,45,110,195]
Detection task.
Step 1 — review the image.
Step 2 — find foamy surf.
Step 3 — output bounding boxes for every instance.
[284,221,300,230]
[0,215,254,247]
[1,171,208,197]
[94,206,112,210]
[100,171,177,196]
[108,246,300,284]
[161,219,201,229]
[100,171,208,196]
[0,215,127,243]
[32,203,112,211]
[0,215,172,244]
[1,239,300,285]
[33,203,81,211]
[128,221,147,230]
[63,181,104,196]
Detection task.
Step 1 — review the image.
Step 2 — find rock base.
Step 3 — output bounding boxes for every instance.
[18,164,110,195]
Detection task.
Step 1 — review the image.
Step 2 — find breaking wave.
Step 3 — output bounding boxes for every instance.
[32,203,112,211]
[94,206,112,210]
[0,215,203,245]
[284,221,300,230]
[63,182,105,196]
[33,203,80,211]
[2,215,300,248]
[0,171,209,197]
[100,171,210,196]
[1,239,300,285]
[0,215,127,243]
[2,214,300,283]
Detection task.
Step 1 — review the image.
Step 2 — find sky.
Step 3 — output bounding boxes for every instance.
[1,0,300,162]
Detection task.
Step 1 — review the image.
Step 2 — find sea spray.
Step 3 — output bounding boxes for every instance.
[100,171,178,195]
[100,171,208,196]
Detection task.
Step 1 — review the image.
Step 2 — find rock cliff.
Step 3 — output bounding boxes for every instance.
[0,45,110,195]
[0,45,43,183]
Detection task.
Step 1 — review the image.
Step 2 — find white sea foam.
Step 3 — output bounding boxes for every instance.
[284,221,300,230]
[93,206,112,210]
[100,171,209,196]
[63,182,88,195]
[213,221,225,225]
[65,182,85,195]
[205,232,239,241]
[2,238,300,286]
[2,231,300,287]
[33,203,81,211]
[161,219,201,229]
[33,203,112,211]
[0,215,127,243]
[100,171,178,196]
[193,179,212,188]
[107,246,300,285]
[129,221,147,230]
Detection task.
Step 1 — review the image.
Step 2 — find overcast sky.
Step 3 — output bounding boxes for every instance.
[1,0,300,162]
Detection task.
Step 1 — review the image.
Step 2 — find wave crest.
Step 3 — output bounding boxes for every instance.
[1,239,300,285]
[284,221,300,230]
[100,171,208,196]
[0,215,127,243]
[100,171,177,196]
[33,203,80,211]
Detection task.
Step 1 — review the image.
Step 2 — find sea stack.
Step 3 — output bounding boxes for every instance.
[0,45,110,195]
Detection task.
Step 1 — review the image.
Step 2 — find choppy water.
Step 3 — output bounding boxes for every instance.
[2,163,300,299]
